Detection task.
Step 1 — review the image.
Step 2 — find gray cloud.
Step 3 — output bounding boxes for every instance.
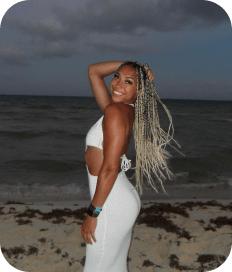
[6,16,78,42]
[0,46,29,66]
[53,0,228,34]
[5,15,79,59]
[7,0,228,39]
[3,0,229,60]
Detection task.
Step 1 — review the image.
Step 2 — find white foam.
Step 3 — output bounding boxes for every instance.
[170,182,219,188]
[222,118,232,122]
[227,178,232,188]
[171,172,189,178]
[0,183,83,200]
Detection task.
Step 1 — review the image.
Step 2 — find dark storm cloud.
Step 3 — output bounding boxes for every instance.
[6,0,227,39]
[3,0,228,60]
[53,0,228,34]
[0,46,29,66]
[5,16,79,59]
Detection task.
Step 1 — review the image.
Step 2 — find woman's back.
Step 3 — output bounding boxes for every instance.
[85,102,134,176]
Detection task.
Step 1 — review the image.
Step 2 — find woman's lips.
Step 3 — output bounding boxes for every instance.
[114,90,123,95]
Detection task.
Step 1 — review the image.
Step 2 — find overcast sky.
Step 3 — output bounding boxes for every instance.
[0,0,231,100]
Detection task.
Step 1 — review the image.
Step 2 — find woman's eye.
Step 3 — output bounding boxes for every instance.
[114,73,119,78]
[126,80,132,84]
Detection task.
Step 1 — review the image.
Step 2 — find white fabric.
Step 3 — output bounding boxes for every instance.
[85,116,104,151]
[83,166,141,272]
[121,154,132,171]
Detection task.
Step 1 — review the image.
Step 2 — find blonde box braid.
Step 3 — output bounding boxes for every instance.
[116,61,181,196]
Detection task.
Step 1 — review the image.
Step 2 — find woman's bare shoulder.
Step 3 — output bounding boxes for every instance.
[104,103,131,121]
[104,103,125,123]
[103,103,133,134]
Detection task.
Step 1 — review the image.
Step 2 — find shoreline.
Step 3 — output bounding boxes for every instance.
[1,181,232,205]
[1,198,232,207]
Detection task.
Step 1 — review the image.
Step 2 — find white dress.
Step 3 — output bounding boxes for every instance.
[84,109,141,272]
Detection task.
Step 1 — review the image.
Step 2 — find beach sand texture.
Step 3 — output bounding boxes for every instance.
[0,199,232,272]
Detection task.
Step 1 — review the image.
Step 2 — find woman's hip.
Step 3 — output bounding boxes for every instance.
[87,169,141,215]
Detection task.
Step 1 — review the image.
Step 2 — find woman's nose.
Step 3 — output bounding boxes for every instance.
[116,81,122,88]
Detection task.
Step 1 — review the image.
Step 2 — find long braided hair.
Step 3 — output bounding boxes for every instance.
[116,61,181,196]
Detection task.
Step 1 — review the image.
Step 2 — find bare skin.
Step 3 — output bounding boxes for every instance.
[81,61,154,245]
[85,103,134,177]
[85,65,138,176]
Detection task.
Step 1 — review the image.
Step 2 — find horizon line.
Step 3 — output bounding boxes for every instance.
[0,94,231,102]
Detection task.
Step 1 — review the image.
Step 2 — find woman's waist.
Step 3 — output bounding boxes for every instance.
[86,163,122,178]
[85,155,130,177]
[87,167,135,190]
[88,171,136,194]
[85,146,132,172]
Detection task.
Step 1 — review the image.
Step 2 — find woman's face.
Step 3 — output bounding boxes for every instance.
[110,65,138,105]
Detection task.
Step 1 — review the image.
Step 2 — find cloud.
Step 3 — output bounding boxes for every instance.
[7,0,228,39]
[0,46,29,66]
[53,0,228,34]
[2,0,229,60]
[6,16,77,42]
[5,15,79,59]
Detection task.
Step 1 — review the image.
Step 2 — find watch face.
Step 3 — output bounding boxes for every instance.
[87,209,98,217]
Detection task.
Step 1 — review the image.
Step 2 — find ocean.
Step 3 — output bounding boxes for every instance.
[0,95,232,202]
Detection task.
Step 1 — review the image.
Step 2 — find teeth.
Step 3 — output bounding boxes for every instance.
[114,91,122,95]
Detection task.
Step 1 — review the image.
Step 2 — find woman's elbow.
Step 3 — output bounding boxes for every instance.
[88,64,99,77]
[88,64,94,76]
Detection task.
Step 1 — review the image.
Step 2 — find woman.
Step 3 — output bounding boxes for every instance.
[81,61,175,272]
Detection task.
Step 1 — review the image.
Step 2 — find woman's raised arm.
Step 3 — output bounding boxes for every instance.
[88,61,123,112]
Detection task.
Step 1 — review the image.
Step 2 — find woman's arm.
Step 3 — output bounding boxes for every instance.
[88,61,124,112]
[91,103,128,207]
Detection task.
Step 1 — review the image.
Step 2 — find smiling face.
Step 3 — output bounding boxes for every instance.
[110,65,138,105]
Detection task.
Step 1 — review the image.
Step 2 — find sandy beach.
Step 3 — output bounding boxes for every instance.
[0,198,232,272]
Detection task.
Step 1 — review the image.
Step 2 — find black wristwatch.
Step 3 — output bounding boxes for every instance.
[87,204,102,218]
[87,209,99,217]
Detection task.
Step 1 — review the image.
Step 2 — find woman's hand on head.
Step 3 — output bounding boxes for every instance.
[135,62,155,82]
[144,66,155,82]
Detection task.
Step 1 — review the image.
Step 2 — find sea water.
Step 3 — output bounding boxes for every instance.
[0,95,231,201]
